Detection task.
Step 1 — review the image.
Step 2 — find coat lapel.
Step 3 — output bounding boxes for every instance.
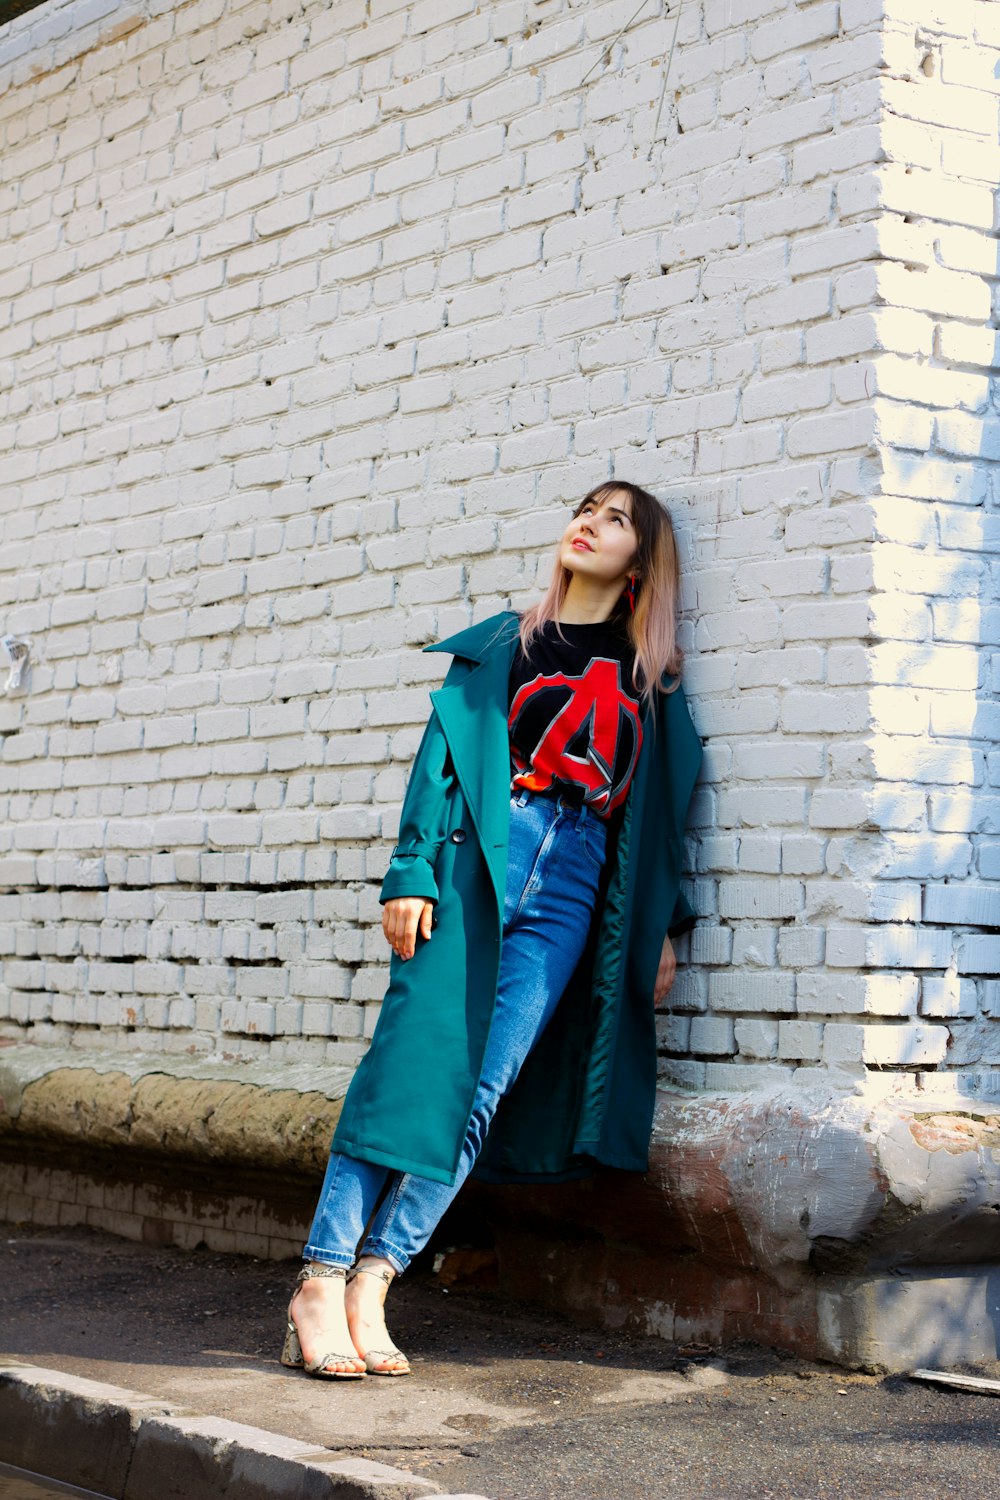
[423,612,521,926]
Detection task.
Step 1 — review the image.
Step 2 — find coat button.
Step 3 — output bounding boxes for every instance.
[450,828,466,843]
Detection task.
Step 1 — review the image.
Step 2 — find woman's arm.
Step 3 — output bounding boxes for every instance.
[654,888,695,1006]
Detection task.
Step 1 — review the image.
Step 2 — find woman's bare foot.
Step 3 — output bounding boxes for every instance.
[345,1256,411,1375]
[288,1268,366,1376]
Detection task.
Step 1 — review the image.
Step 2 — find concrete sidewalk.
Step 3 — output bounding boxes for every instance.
[1,1226,998,1500]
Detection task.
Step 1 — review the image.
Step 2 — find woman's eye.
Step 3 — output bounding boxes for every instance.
[576,503,624,525]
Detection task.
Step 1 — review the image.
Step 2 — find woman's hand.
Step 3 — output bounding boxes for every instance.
[653,931,676,1009]
[382,897,434,960]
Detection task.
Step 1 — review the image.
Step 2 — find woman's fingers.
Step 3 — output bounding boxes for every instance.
[399,907,417,959]
[382,898,434,960]
[382,900,402,954]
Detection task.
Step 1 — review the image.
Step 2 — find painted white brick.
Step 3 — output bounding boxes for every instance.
[778,927,825,968]
[923,883,1000,928]
[957,937,1000,976]
[824,927,868,968]
[863,926,954,970]
[736,835,781,875]
[690,1016,736,1056]
[778,1020,824,1061]
[703,1062,794,1090]
[0,0,993,1092]
[735,1019,778,1059]
[823,1022,949,1067]
[717,881,802,920]
[795,973,919,1017]
[920,977,979,1020]
[709,973,797,1013]
[658,1057,708,1090]
[731,928,778,969]
[690,926,734,967]
[658,1013,692,1054]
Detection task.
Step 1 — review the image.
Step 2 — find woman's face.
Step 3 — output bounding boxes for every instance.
[559,489,640,588]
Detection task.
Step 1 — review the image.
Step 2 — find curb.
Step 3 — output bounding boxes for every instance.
[0,1361,493,1500]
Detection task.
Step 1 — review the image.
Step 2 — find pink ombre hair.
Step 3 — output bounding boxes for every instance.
[517,481,685,716]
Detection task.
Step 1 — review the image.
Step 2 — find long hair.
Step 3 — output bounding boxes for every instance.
[516,481,685,716]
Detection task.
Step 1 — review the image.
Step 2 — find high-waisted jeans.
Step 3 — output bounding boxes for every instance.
[302,786,608,1274]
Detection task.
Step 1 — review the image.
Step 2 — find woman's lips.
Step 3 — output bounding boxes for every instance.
[571,539,594,551]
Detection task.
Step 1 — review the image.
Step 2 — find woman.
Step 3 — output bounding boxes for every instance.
[281,481,703,1379]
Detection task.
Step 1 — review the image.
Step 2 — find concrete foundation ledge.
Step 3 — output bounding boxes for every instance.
[471,1082,1000,1370]
[0,1042,348,1175]
[0,1361,490,1500]
[3,1041,1000,1370]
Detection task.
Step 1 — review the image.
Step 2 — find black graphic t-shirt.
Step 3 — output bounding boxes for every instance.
[507,615,644,822]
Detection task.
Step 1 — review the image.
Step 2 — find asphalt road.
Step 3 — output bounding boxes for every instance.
[2,1226,998,1500]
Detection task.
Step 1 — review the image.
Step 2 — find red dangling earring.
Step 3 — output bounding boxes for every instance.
[626,573,637,614]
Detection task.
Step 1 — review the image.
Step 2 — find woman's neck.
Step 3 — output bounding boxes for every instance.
[558,584,623,625]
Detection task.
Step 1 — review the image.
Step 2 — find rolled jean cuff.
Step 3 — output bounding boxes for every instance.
[301,1245,356,1269]
[359,1237,409,1276]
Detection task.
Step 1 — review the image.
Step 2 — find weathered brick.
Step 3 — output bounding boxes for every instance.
[717,882,803,921]
[777,1020,824,1061]
[690,1016,736,1056]
[920,977,979,1020]
[823,1022,949,1067]
[923,884,1000,928]
[957,936,1000,976]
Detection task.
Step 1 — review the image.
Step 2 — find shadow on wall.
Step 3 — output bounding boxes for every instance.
[863,55,1000,1099]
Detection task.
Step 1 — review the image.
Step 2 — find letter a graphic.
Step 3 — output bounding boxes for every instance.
[509,658,641,814]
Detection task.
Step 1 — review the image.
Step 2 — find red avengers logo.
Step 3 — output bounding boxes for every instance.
[508,657,642,816]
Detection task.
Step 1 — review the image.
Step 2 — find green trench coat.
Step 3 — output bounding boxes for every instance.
[332,610,703,1187]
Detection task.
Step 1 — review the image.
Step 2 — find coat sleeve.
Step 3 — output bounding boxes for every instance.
[667,885,696,940]
[662,679,702,943]
[378,706,456,906]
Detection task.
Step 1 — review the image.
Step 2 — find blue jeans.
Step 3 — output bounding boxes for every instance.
[302,787,608,1273]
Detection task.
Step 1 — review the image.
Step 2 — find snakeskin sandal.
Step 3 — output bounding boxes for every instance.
[345,1262,412,1376]
[280,1263,366,1379]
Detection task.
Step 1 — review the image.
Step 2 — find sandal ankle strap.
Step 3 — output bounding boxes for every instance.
[297,1262,349,1284]
[347,1263,394,1286]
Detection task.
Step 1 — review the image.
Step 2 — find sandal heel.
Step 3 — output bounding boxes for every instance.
[280,1318,304,1368]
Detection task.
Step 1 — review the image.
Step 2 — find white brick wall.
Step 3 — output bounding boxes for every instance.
[0,0,996,1098]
